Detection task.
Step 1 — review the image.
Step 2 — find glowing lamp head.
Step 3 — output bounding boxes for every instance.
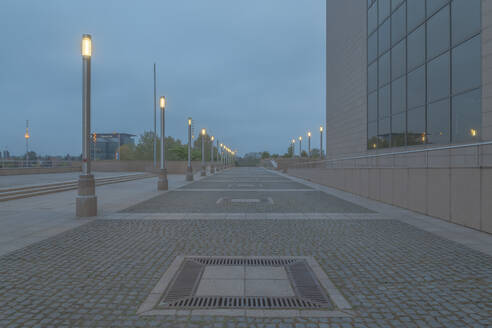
[470,128,477,137]
[159,96,166,109]
[81,34,92,57]
[372,143,377,149]
[292,139,295,143]
[320,126,323,132]
[308,132,311,137]
[421,133,426,142]
[299,136,302,141]
[211,136,214,141]
[201,128,206,136]
[25,133,30,139]
[188,117,192,126]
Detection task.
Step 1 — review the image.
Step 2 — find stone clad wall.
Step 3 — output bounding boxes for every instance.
[92,160,206,174]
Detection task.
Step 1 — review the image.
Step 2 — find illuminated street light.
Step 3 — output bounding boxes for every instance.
[210,136,215,174]
[24,120,30,167]
[157,96,168,190]
[76,34,97,217]
[320,126,324,159]
[299,136,302,156]
[307,131,311,158]
[201,128,207,176]
[186,117,194,181]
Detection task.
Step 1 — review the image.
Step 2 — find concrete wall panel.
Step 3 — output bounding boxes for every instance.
[407,169,427,214]
[427,169,451,221]
[451,169,481,229]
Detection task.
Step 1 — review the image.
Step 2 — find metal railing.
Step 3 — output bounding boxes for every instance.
[0,160,78,169]
[290,141,492,169]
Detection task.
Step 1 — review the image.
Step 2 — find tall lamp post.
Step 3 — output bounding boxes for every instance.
[24,120,30,167]
[215,139,220,172]
[307,131,311,158]
[210,136,215,174]
[291,139,295,157]
[201,128,207,176]
[76,34,97,217]
[157,96,168,190]
[186,117,194,181]
[320,126,324,159]
[298,136,302,157]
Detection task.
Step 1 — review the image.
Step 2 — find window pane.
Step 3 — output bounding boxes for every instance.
[379,85,391,117]
[408,66,426,109]
[391,113,406,147]
[452,89,482,143]
[391,39,406,80]
[407,25,425,71]
[391,76,406,114]
[368,32,378,63]
[368,122,378,149]
[427,5,450,59]
[379,52,390,87]
[368,3,378,35]
[427,98,450,145]
[427,52,450,103]
[452,35,481,94]
[408,0,425,32]
[391,4,406,45]
[392,0,404,11]
[379,20,390,55]
[407,106,426,145]
[452,0,481,45]
[378,117,391,148]
[379,0,391,24]
[368,91,378,122]
[427,0,449,17]
[368,61,378,93]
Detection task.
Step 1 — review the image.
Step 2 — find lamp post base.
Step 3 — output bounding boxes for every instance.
[157,168,168,190]
[186,166,194,181]
[201,165,207,176]
[76,174,97,217]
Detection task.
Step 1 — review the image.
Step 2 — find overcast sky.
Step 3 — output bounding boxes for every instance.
[0,0,325,156]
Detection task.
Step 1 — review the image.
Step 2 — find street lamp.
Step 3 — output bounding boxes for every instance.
[298,136,302,156]
[76,34,97,217]
[201,128,207,176]
[320,126,324,159]
[157,96,168,190]
[291,139,295,157]
[215,139,220,172]
[307,131,311,158]
[24,120,30,167]
[210,136,215,174]
[186,117,194,181]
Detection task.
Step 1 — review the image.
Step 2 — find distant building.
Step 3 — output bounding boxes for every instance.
[90,133,135,160]
[2,150,10,159]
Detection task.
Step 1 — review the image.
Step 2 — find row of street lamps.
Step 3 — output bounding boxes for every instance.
[291,126,324,158]
[76,34,236,217]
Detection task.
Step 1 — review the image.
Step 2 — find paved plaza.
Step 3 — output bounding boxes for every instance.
[1,168,492,327]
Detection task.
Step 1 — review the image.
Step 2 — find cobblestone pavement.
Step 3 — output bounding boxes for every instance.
[1,167,491,327]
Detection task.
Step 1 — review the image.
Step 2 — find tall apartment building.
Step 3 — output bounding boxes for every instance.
[325,0,491,233]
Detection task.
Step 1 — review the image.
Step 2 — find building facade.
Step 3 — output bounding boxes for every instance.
[325,0,492,233]
[90,133,135,160]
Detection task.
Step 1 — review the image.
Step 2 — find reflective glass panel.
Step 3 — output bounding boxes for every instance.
[368,61,378,93]
[427,0,449,17]
[408,66,426,109]
[368,121,378,149]
[452,89,482,142]
[391,76,406,114]
[407,106,426,145]
[391,4,406,45]
[368,3,378,35]
[427,98,450,144]
[427,52,450,103]
[452,0,481,45]
[392,0,404,11]
[368,91,378,122]
[379,0,391,24]
[368,32,378,63]
[379,19,391,55]
[379,52,390,87]
[391,113,406,147]
[427,5,450,59]
[407,25,425,71]
[407,0,425,32]
[452,35,481,94]
[378,117,391,148]
[391,39,406,80]
[379,85,391,117]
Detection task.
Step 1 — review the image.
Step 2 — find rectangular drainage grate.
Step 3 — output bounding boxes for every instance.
[158,257,332,310]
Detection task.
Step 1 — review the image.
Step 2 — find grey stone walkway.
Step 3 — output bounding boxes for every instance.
[1,167,491,327]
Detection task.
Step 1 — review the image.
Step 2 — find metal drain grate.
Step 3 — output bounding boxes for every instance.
[286,261,331,306]
[163,296,324,309]
[190,257,298,266]
[162,260,204,304]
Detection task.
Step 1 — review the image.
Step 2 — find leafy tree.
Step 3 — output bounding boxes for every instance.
[310,148,320,158]
[301,150,308,157]
[261,151,270,159]
[119,144,136,160]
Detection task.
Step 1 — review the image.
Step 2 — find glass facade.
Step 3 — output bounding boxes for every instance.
[367,0,482,149]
